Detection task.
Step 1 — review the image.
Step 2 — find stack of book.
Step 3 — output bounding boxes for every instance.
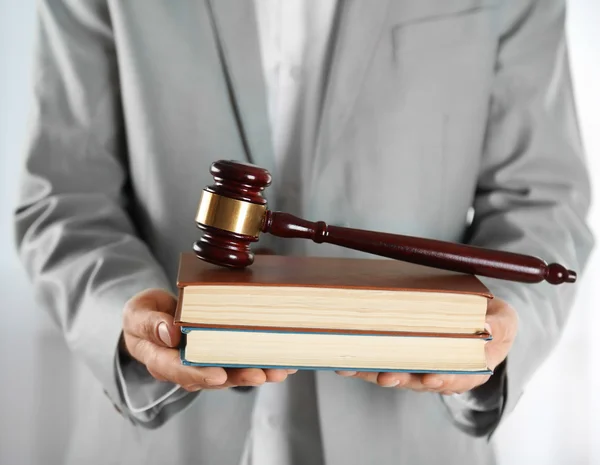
[174,252,493,375]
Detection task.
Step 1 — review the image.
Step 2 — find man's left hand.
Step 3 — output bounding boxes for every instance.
[335,297,518,395]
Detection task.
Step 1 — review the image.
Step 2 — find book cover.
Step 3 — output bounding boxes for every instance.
[173,252,493,337]
[175,252,493,295]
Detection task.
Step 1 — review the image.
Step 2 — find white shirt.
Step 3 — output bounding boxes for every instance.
[254,0,338,215]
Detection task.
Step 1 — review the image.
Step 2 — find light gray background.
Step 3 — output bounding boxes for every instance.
[1,1,598,464]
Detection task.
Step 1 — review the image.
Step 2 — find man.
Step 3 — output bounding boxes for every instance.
[14,0,593,464]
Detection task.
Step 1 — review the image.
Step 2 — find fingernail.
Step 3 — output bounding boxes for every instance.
[484,323,492,335]
[286,369,298,374]
[338,371,357,377]
[158,322,172,346]
[203,377,224,386]
[384,380,400,388]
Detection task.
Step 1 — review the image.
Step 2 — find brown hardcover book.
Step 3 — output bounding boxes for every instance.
[174,252,492,337]
[174,253,493,373]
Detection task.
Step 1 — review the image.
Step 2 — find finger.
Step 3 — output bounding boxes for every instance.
[199,381,239,390]
[263,369,291,383]
[135,288,178,315]
[135,341,228,389]
[373,372,425,390]
[370,372,428,391]
[225,368,268,386]
[421,373,490,394]
[341,371,417,389]
[353,371,379,384]
[123,297,181,349]
[376,372,415,388]
[395,373,430,391]
[421,373,453,391]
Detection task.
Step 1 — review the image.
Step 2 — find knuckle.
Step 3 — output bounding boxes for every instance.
[168,350,182,365]
[123,294,143,315]
[182,383,203,392]
[125,337,145,363]
[122,303,134,330]
[182,376,201,389]
[140,317,158,341]
[149,347,162,369]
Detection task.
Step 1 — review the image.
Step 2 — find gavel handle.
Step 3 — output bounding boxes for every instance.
[262,211,576,285]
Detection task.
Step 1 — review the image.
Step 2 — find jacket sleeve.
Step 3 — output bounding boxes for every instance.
[13,0,193,425]
[441,0,594,437]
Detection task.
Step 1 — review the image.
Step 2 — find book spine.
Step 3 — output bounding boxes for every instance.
[179,360,493,375]
[173,286,185,324]
[179,325,492,341]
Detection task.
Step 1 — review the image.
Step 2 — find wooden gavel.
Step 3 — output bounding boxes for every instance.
[192,160,576,285]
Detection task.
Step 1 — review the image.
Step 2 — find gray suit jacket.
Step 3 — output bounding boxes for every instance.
[14,0,593,464]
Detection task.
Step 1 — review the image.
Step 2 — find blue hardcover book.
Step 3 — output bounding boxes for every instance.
[179,326,493,375]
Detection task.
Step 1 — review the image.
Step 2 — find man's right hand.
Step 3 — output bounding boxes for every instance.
[122,288,296,392]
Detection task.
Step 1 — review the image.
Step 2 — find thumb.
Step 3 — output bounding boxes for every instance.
[156,318,181,348]
[123,288,182,349]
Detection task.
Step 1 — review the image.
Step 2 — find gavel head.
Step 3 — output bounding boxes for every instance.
[193,160,272,267]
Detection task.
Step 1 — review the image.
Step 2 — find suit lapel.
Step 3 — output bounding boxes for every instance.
[207,0,392,199]
[207,0,275,175]
[312,0,392,179]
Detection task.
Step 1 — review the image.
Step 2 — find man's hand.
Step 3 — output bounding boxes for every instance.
[122,288,296,392]
[335,297,518,395]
